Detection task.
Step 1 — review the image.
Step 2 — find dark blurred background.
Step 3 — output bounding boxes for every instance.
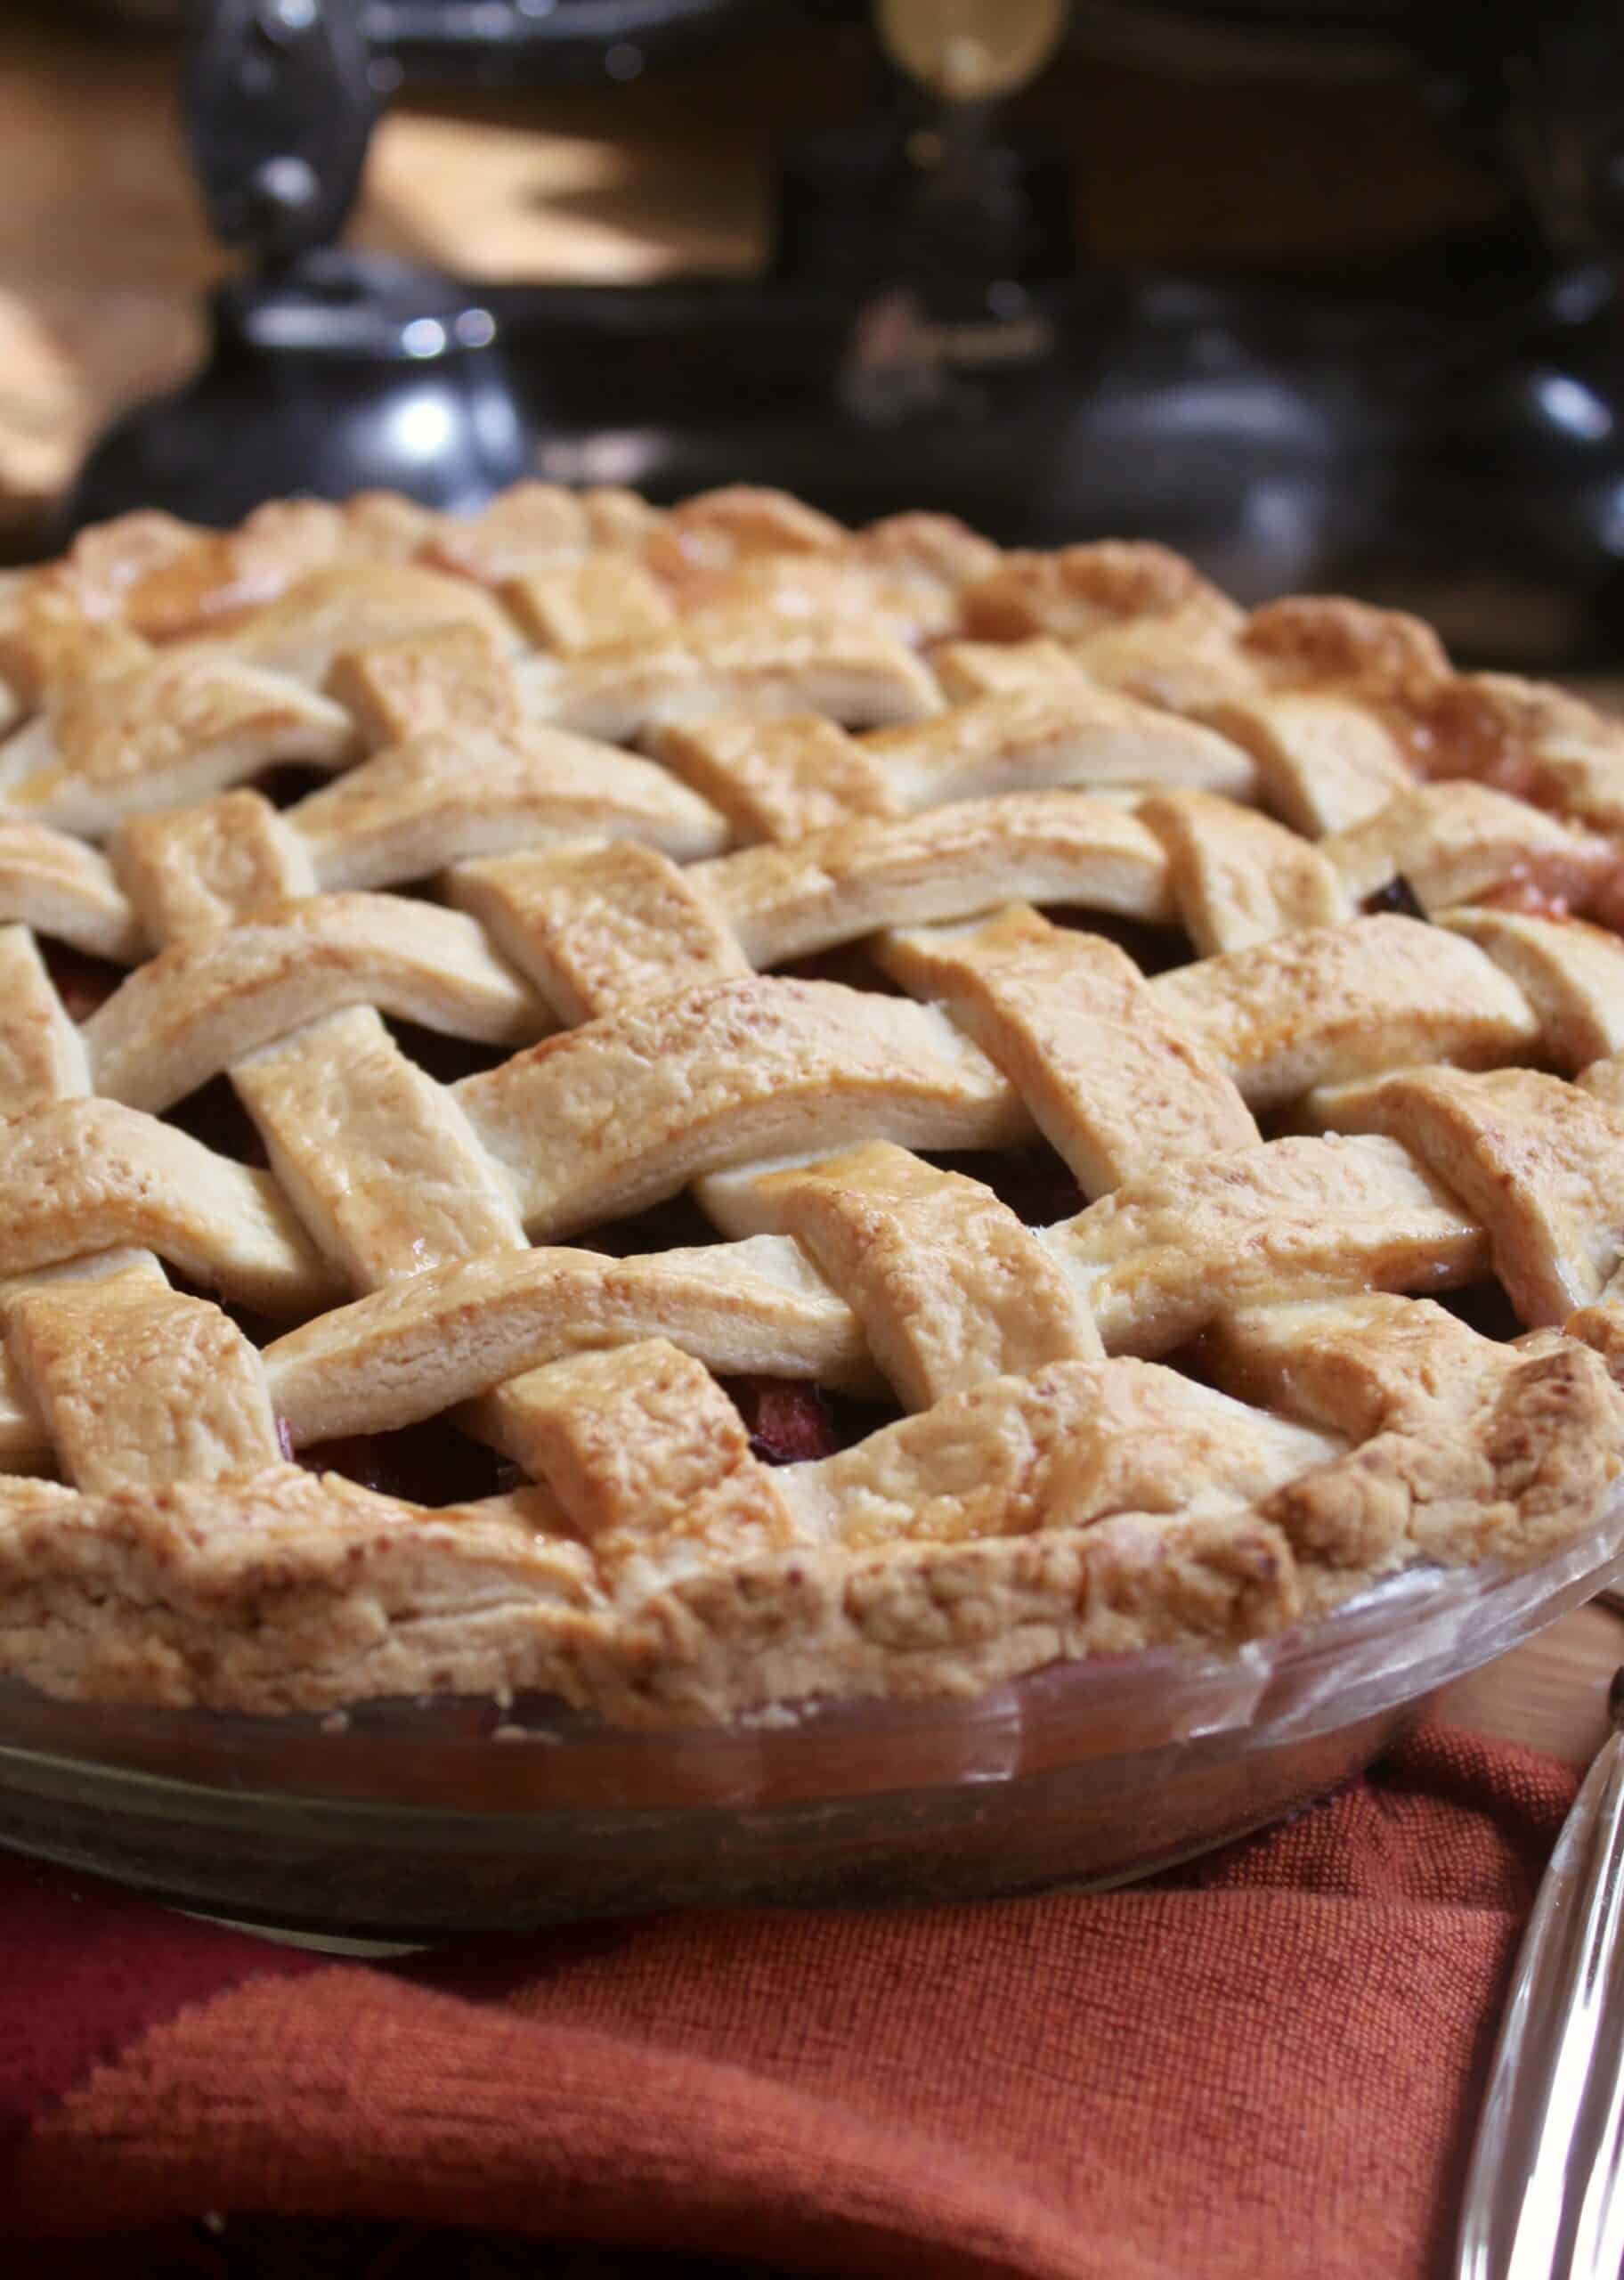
[10,3,1624,664]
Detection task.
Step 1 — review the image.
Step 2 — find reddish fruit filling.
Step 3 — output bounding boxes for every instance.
[1582,863,1624,935]
[293,1377,900,1497]
[250,761,334,810]
[726,1379,906,1465]
[385,1016,511,1086]
[296,1418,522,1507]
[777,942,903,994]
[168,1073,269,1164]
[924,1143,1084,1226]
[1439,1280,1524,1343]
[1360,875,1428,921]
[38,938,123,1022]
[575,1189,720,1258]
[1050,906,1193,976]
[1397,694,1542,797]
[723,1376,840,1464]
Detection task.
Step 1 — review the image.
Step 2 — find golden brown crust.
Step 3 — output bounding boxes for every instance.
[1409,671,1624,799]
[0,1461,1308,1722]
[1239,595,1451,701]
[113,789,315,941]
[475,1339,802,1584]
[699,793,1174,967]
[233,1006,528,1290]
[506,555,679,655]
[3,1309,1612,1724]
[1150,914,1539,1107]
[0,925,90,1116]
[1442,912,1624,1071]
[515,615,940,743]
[454,974,1029,1238]
[292,721,727,892]
[451,841,749,1022]
[210,561,517,687]
[0,647,355,835]
[709,1140,1102,1405]
[117,501,354,642]
[1198,688,1417,835]
[1138,786,1349,953]
[641,485,847,597]
[878,905,1258,1193]
[1311,1066,1624,1323]
[2,482,1624,1732]
[5,1278,279,1493]
[328,623,522,747]
[262,1234,879,1446]
[1047,1133,1488,1357]
[417,482,592,584]
[0,1095,340,1315]
[651,714,902,842]
[1247,1303,1624,1593]
[1321,781,1614,916]
[84,891,546,1114]
[867,682,1257,807]
[961,541,1224,640]
[0,816,142,961]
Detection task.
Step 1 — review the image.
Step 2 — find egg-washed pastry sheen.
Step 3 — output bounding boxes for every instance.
[3,482,1624,1726]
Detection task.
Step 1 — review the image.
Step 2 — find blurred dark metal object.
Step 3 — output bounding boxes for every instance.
[73,0,826,77]
[1417,1,1624,259]
[66,0,185,22]
[59,0,1624,669]
[186,0,377,261]
[73,253,531,525]
[1066,0,1414,81]
[366,0,797,89]
[477,248,1624,670]
[66,0,531,530]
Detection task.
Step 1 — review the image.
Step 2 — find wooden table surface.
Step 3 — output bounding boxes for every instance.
[1438,1603,1623,1767]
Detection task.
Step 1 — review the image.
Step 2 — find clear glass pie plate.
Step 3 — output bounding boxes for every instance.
[2,1500,1620,1941]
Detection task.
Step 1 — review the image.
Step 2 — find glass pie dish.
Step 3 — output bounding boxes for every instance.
[12,484,1624,1941]
[2,1495,1619,1943]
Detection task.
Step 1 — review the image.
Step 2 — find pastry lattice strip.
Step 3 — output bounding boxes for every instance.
[0,923,292,1488]
[3,1298,1612,1722]
[8,484,1624,862]
[7,873,1615,1557]
[7,487,1624,1722]
[2,853,1592,1491]
[0,738,1618,1375]
[0,487,1003,832]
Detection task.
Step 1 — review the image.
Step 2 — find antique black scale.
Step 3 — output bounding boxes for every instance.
[64,0,1624,668]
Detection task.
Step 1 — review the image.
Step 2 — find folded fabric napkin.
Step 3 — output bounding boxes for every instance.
[2,1722,1572,2280]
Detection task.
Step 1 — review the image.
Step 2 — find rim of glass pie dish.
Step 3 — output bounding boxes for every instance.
[0,1492,1619,1936]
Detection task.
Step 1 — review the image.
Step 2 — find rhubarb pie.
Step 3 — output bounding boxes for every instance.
[3,483,1624,1727]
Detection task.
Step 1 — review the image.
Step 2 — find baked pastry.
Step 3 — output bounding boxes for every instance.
[3,482,1624,1728]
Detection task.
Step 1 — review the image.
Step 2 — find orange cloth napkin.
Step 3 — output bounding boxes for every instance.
[3,1722,1570,2279]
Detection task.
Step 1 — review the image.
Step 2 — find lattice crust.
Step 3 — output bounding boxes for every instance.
[0,647,355,835]
[701,1141,1105,1403]
[875,908,1260,1192]
[0,925,88,1114]
[8,1274,280,1494]
[4,484,1624,1728]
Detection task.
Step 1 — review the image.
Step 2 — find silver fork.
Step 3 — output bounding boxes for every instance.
[1456,1664,1624,2277]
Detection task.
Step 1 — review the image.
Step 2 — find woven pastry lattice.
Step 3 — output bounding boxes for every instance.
[3,483,1624,1724]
